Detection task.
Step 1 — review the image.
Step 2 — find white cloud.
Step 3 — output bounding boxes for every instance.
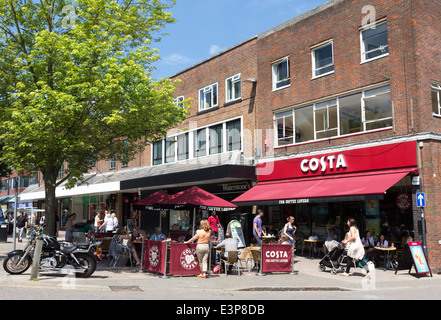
[163,53,191,66]
[209,44,225,55]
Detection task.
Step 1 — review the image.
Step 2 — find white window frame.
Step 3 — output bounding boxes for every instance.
[274,85,393,147]
[198,83,218,111]
[174,96,184,108]
[431,83,441,116]
[360,20,389,63]
[311,41,335,79]
[313,99,339,140]
[272,57,290,91]
[225,73,242,103]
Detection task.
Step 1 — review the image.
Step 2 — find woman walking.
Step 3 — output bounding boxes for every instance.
[282,216,297,246]
[341,218,371,278]
[185,219,211,278]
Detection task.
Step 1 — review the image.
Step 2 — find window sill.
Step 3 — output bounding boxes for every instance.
[197,105,219,115]
[360,53,389,65]
[433,113,441,118]
[274,127,393,149]
[312,70,335,80]
[272,84,291,92]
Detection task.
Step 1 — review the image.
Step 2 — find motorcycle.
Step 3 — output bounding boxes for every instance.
[3,226,102,278]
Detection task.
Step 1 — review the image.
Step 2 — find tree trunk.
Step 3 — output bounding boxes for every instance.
[43,169,58,237]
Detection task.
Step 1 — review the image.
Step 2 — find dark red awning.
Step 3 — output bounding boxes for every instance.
[233,167,416,206]
[132,190,172,210]
[158,187,237,212]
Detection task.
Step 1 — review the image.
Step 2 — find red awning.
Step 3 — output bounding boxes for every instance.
[132,190,172,210]
[158,187,237,212]
[232,167,416,206]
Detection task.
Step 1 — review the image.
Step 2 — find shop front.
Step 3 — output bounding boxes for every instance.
[233,141,419,249]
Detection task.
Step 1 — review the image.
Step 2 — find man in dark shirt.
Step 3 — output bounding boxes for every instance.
[16,211,28,242]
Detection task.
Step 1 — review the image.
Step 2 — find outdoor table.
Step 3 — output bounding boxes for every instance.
[262,236,275,244]
[374,246,397,271]
[303,239,321,259]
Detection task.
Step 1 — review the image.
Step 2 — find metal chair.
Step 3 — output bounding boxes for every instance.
[108,235,133,267]
[249,248,261,272]
[238,247,252,272]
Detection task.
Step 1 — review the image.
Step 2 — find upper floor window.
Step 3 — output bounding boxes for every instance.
[199,83,218,111]
[432,83,441,116]
[174,96,184,108]
[361,21,389,63]
[274,85,392,146]
[226,74,242,102]
[312,41,334,78]
[272,57,290,90]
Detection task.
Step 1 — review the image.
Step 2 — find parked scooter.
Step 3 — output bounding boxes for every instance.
[3,226,102,278]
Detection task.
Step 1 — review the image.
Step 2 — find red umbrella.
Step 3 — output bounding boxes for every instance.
[132,190,172,211]
[163,187,237,212]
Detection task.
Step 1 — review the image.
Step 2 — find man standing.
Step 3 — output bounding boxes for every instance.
[208,211,221,240]
[253,209,266,247]
[16,211,28,242]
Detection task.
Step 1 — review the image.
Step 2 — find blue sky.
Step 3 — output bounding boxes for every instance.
[151,0,327,79]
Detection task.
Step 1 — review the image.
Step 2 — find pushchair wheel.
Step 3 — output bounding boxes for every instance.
[318,265,326,272]
[331,268,338,275]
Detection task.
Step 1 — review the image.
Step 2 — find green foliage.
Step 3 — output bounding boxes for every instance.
[0,0,189,234]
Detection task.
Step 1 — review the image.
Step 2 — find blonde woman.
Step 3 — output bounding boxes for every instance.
[185,219,211,278]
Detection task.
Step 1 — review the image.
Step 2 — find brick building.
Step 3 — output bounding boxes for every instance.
[234,0,441,272]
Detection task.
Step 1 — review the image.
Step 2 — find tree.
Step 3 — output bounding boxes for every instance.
[0,0,188,235]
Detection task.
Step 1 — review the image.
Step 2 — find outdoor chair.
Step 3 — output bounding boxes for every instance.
[238,247,252,272]
[249,248,261,272]
[221,250,240,276]
[108,234,133,267]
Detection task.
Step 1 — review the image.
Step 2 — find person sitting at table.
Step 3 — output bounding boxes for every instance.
[184,229,193,242]
[376,234,389,248]
[323,227,338,254]
[216,232,238,274]
[114,227,142,266]
[150,227,166,242]
[279,235,290,245]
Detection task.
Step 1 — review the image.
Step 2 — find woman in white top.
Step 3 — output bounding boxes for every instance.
[341,218,371,278]
[100,213,115,232]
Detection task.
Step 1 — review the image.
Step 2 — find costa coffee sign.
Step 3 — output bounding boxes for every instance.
[258,141,418,182]
[301,154,347,173]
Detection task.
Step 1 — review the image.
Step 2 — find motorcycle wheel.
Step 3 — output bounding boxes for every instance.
[73,253,96,278]
[3,253,32,275]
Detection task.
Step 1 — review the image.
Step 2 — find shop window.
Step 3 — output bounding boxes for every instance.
[227,119,241,151]
[295,105,314,143]
[361,21,389,62]
[363,85,392,130]
[315,99,338,139]
[275,110,294,146]
[272,57,290,90]
[339,93,363,135]
[431,84,441,116]
[312,41,334,78]
[226,74,241,102]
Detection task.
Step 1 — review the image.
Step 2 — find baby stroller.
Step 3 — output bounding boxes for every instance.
[318,242,346,275]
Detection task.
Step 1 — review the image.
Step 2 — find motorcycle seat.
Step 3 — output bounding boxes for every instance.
[61,245,78,254]
[77,242,90,248]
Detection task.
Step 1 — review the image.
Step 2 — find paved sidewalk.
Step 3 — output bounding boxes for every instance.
[0,234,440,300]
